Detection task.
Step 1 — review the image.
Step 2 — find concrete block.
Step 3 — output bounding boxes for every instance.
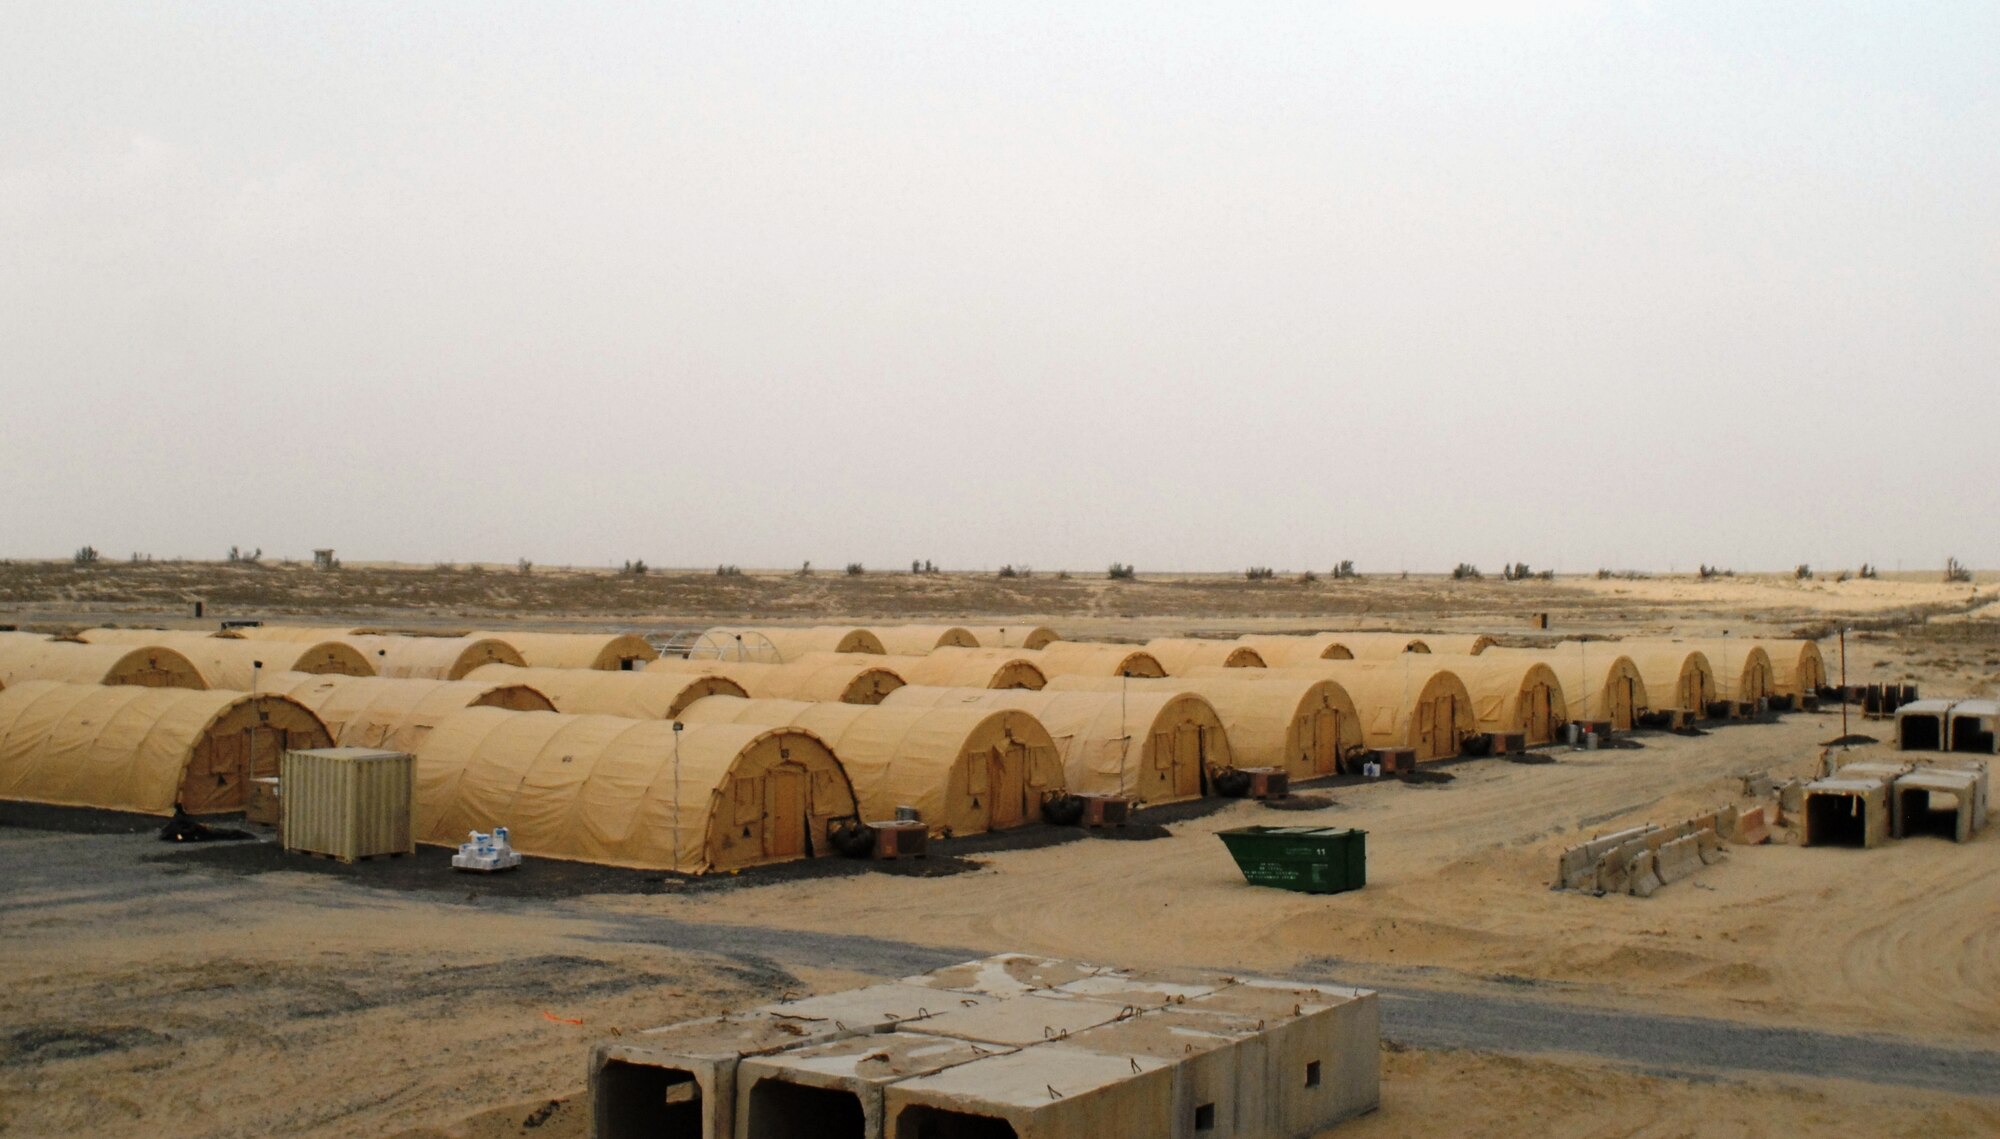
[882,1043,1177,1139]
[1778,779,1805,820]
[1625,849,1661,897]
[1064,1007,1266,1139]
[592,1013,854,1139]
[1694,827,1727,865]
[1181,982,1380,1138]
[733,1032,1004,1139]
[1802,779,1893,848]
[1051,969,1228,1009]
[1730,805,1773,845]
[1892,768,1986,842]
[756,983,989,1033]
[912,954,1111,999]
[1654,835,1702,884]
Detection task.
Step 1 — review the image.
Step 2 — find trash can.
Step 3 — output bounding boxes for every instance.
[1216,825,1367,895]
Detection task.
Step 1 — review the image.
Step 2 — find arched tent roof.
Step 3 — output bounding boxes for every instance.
[80,630,373,690]
[1422,654,1570,743]
[1485,647,1649,728]
[1619,645,1717,714]
[474,632,659,671]
[1325,633,1431,659]
[838,649,1046,690]
[648,657,906,704]
[1749,640,1828,697]
[1028,643,1167,679]
[1046,673,1363,782]
[676,696,1065,836]
[0,680,332,815]
[464,665,745,719]
[1233,635,1356,666]
[230,625,366,643]
[882,685,1229,804]
[1143,639,1266,674]
[340,636,528,681]
[1417,634,1496,656]
[412,708,858,874]
[870,626,981,655]
[1250,661,1476,761]
[1672,641,1774,703]
[268,672,554,752]
[962,625,1060,650]
[700,626,887,661]
[0,639,206,690]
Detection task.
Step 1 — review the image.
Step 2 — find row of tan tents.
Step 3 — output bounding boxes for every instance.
[0,625,1828,875]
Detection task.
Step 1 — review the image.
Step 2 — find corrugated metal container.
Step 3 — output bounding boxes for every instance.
[280,748,415,862]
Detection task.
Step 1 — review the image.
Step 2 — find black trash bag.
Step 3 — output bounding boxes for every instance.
[1039,792,1086,827]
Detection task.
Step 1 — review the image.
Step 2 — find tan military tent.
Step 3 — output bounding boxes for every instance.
[476,631,659,671]
[1418,634,1497,656]
[870,626,981,655]
[699,626,886,661]
[465,665,745,719]
[1049,674,1362,781]
[1425,655,1568,745]
[1749,640,1827,699]
[648,657,906,704]
[1233,634,1357,667]
[80,630,373,690]
[413,708,857,873]
[1620,646,1717,714]
[0,680,332,814]
[677,696,1065,835]
[1485,647,1648,730]
[229,625,366,643]
[855,650,1047,690]
[1674,641,1773,704]
[0,638,206,690]
[1143,639,1266,674]
[883,685,1229,803]
[1028,643,1167,679]
[963,625,1060,650]
[269,672,555,752]
[1263,662,1475,761]
[341,635,528,681]
[1326,633,1431,659]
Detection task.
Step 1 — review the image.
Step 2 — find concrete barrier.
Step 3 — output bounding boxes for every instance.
[1730,805,1773,845]
[1654,835,1703,884]
[1694,827,1727,865]
[1625,849,1663,897]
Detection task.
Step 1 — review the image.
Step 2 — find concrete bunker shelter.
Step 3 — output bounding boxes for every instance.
[1027,643,1168,679]
[1620,645,1717,717]
[1485,646,1647,730]
[962,625,1060,650]
[0,680,332,814]
[650,657,907,705]
[1143,638,1267,674]
[884,686,1230,803]
[870,626,981,655]
[1233,634,1356,667]
[1946,699,2000,754]
[677,696,1066,835]
[0,638,207,690]
[466,665,746,720]
[700,627,888,661]
[1427,655,1569,745]
[590,955,1380,1139]
[1270,662,1476,761]
[1895,699,1956,751]
[80,629,374,689]
[1892,765,1989,842]
[269,672,555,752]
[1054,673,1365,781]
[415,708,858,872]
[876,648,1048,690]
[1802,770,1899,848]
[476,631,659,671]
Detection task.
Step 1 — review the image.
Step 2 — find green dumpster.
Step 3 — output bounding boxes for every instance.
[1216,825,1367,894]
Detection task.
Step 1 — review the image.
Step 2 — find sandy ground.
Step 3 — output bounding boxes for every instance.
[3,579,1997,1137]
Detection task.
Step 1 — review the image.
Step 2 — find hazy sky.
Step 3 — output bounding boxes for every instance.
[3,2,1995,573]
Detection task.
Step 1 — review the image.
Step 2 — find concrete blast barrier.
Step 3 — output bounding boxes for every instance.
[594,958,1380,1139]
[1895,700,1957,751]
[1946,700,2000,754]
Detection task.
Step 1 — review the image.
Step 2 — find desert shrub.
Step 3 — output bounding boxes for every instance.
[1451,563,1482,581]
[1107,563,1136,580]
[1298,570,1319,584]
[1945,557,1972,583]
[622,559,647,576]
[1796,564,1812,580]
[1245,566,1276,581]
[518,558,534,575]
[846,562,865,576]
[73,545,100,565]
[715,564,742,577]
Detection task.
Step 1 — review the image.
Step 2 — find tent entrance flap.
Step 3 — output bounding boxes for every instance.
[988,745,1027,829]
[764,765,810,859]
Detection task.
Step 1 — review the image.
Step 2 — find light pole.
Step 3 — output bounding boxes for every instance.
[671,720,684,874]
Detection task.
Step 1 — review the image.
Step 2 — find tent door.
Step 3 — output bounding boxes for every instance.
[1416,701,1437,759]
[1306,709,1336,777]
[764,766,808,858]
[180,731,245,813]
[1176,725,1204,798]
[1527,686,1552,743]
[245,726,286,781]
[988,745,1026,830]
